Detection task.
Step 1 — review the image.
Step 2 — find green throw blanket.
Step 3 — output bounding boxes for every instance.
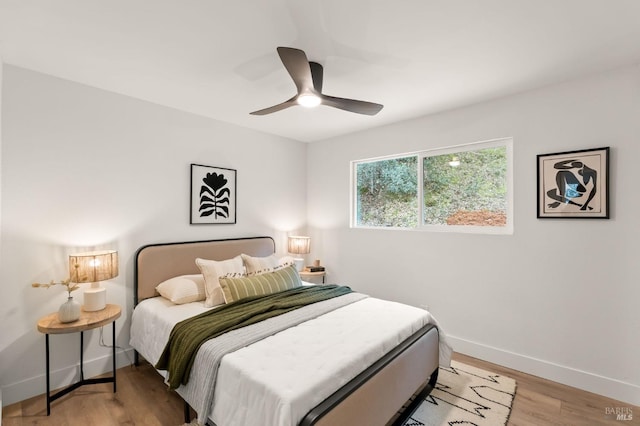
[156,284,353,390]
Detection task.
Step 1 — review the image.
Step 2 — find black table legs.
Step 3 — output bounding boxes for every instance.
[44,321,117,415]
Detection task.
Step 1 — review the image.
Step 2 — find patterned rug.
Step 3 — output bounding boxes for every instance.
[401,360,517,426]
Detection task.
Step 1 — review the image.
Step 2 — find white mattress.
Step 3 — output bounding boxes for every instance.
[130,296,214,366]
[130,281,318,366]
[130,294,450,426]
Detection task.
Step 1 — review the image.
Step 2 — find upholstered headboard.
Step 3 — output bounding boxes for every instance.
[134,236,275,304]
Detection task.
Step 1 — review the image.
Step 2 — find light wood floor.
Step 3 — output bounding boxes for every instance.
[3,352,637,425]
[453,353,638,426]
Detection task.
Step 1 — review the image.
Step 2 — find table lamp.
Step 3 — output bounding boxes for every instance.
[287,236,310,271]
[69,250,118,311]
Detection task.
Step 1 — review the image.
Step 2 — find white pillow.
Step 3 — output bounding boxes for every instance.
[155,274,206,305]
[241,254,295,276]
[195,256,244,307]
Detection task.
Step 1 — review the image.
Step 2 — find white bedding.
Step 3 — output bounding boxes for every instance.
[130,293,451,426]
[130,296,213,366]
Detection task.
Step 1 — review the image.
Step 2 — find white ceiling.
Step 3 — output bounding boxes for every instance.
[2,1,640,143]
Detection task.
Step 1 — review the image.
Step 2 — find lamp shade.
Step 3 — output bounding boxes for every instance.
[69,250,119,283]
[287,236,311,255]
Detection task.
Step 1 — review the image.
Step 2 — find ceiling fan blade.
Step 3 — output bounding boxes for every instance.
[251,47,382,116]
[321,95,384,116]
[250,97,298,116]
[277,47,315,94]
[309,61,323,93]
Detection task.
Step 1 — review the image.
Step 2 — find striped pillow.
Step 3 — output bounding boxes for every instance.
[219,264,302,303]
[241,254,295,276]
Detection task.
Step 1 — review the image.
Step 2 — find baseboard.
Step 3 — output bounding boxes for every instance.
[1,348,135,407]
[448,335,640,407]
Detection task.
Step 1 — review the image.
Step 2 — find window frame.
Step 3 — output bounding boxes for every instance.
[351,137,513,234]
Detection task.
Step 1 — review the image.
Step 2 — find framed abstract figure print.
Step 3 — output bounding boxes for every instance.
[190,164,237,224]
[537,147,609,219]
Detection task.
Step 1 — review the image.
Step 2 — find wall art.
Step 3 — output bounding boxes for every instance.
[190,164,237,224]
[537,147,609,219]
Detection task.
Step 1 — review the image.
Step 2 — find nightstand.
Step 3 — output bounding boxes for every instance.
[299,270,326,284]
[37,304,121,415]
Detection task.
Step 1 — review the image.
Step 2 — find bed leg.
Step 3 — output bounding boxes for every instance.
[134,350,139,367]
[184,401,191,424]
[428,367,438,387]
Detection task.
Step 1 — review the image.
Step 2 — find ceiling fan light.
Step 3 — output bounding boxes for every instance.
[297,93,321,108]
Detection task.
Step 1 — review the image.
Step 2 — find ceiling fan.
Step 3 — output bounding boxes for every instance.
[250,47,383,116]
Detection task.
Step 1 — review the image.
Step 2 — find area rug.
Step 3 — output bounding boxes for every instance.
[401,360,517,426]
[181,360,516,426]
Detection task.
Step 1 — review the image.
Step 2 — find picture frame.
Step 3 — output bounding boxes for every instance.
[190,164,237,224]
[537,147,609,219]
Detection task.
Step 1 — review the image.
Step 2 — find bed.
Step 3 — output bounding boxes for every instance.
[130,236,450,426]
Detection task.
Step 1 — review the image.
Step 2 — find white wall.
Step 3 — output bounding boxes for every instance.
[307,64,640,405]
[0,65,307,405]
[0,57,3,277]
[2,62,638,409]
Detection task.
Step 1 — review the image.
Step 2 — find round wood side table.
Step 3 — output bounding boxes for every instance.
[37,304,121,415]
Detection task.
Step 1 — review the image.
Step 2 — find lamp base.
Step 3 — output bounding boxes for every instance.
[293,258,304,272]
[83,287,106,311]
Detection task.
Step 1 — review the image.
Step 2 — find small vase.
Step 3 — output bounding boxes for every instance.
[58,296,81,323]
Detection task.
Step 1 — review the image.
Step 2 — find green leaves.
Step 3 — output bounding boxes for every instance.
[423,147,507,225]
[355,146,507,227]
[356,156,418,227]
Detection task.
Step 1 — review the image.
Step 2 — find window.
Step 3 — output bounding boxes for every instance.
[354,156,418,228]
[352,138,512,234]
